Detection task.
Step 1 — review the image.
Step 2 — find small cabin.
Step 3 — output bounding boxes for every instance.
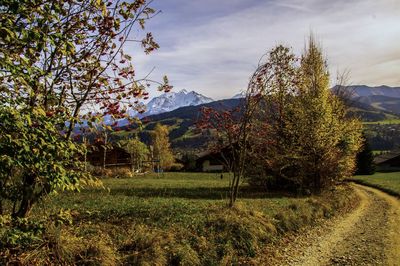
[374,150,400,172]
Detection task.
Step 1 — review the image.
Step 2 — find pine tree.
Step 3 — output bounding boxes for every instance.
[355,135,376,175]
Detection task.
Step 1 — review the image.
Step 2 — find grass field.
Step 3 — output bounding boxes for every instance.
[351,172,400,196]
[2,173,357,265]
[363,119,400,125]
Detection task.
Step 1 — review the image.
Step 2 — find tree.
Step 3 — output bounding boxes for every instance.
[201,39,363,200]
[355,134,376,175]
[198,46,295,206]
[151,124,174,171]
[0,0,168,217]
[181,152,197,171]
[121,137,149,173]
[247,46,300,190]
[283,37,362,192]
[0,104,99,217]
[246,38,362,193]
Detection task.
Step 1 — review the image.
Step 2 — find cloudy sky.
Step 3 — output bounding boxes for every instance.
[128,0,400,100]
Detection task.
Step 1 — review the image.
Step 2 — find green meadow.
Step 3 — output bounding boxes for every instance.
[1,172,357,265]
[351,172,400,196]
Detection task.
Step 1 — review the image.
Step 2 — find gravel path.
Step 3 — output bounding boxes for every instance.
[262,183,400,266]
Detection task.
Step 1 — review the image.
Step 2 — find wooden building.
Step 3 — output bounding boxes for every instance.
[195,150,228,172]
[374,150,400,171]
[86,144,130,168]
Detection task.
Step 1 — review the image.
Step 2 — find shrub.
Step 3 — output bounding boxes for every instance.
[108,168,133,178]
[169,163,184,172]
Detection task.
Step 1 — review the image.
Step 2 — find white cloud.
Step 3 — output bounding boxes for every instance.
[127,0,400,99]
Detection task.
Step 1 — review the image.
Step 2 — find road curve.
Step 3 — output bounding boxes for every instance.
[264,183,400,266]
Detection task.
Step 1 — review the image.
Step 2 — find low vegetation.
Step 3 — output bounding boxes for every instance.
[350,172,400,197]
[0,173,358,265]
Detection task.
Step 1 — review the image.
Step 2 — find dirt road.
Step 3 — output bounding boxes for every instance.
[265,183,400,266]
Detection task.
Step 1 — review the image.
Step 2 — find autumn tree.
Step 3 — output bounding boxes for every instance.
[247,46,299,190]
[151,124,174,171]
[201,39,363,200]
[0,0,168,217]
[198,47,294,206]
[121,137,149,173]
[287,37,362,192]
[243,38,363,194]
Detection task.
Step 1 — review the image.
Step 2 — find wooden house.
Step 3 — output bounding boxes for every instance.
[86,144,130,168]
[374,150,400,171]
[195,149,232,172]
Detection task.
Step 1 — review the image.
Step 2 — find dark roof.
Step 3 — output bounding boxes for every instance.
[196,150,214,158]
[374,149,400,165]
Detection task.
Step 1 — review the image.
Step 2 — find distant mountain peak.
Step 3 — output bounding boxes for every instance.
[143,89,213,116]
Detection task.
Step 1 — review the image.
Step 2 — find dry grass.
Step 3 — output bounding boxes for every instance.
[1,173,357,265]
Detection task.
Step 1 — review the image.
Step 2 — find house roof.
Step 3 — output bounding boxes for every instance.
[374,149,400,165]
[196,150,214,158]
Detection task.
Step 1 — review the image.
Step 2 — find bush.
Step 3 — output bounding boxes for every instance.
[108,168,133,178]
[169,163,184,172]
[87,165,112,177]
[87,165,133,178]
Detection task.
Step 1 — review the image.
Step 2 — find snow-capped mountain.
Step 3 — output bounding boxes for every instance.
[143,89,213,116]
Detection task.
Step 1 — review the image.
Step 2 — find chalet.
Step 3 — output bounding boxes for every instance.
[374,150,400,171]
[86,145,130,168]
[196,150,225,172]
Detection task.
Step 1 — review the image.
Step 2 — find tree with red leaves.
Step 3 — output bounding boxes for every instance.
[197,46,292,206]
[0,0,170,217]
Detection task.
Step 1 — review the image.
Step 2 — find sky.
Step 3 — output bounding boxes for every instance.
[127,0,400,100]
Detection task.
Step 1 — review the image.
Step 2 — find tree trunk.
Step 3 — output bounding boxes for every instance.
[229,171,241,207]
[13,174,36,218]
[15,197,33,218]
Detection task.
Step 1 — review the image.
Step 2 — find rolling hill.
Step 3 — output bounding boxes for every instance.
[107,85,400,152]
[345,85,400,98]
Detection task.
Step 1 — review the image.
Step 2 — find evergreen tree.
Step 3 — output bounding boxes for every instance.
[355,135,376,175]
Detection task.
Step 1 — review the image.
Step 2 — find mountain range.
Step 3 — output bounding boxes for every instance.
[106,85,400,151]
[122,85,400,124]
[346,85,400,98]
[347,85,400,116]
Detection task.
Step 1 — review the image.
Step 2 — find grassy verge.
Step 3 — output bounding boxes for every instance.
[349,172,400,197]
[1,173,358,265]
[363,119,400,125]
